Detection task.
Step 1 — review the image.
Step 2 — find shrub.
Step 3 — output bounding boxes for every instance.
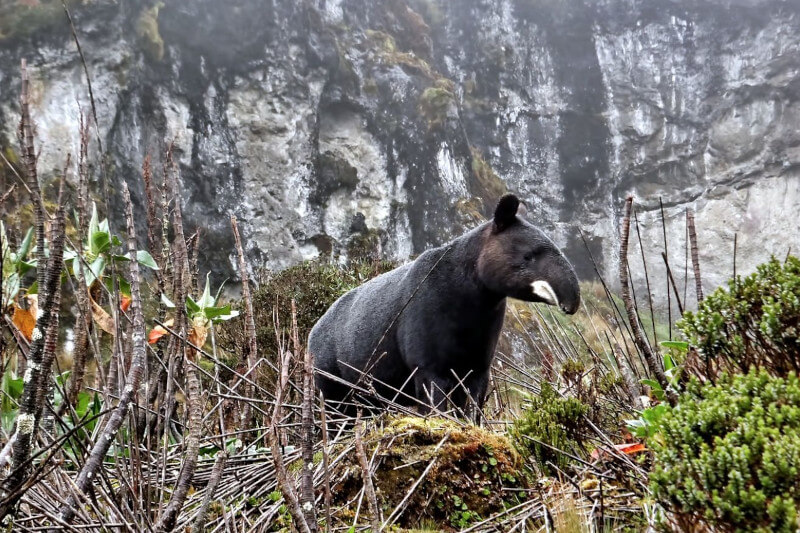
[250,259,395,361]
[650,371,800,532]
[510,382,589,473]
[678,256,800,376]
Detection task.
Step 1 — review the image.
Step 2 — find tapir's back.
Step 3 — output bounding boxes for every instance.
[309,261,416,402]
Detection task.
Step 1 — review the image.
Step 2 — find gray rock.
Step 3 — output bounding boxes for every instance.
[1,0,798,308]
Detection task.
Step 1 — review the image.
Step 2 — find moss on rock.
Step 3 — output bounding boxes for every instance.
[332,416,530,531]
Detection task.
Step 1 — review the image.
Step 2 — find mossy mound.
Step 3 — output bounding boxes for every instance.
[332,416,531,531]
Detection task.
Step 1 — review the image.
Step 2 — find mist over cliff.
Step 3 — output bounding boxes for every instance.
[1,0,799,307]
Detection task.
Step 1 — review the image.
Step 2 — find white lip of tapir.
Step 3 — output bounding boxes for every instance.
[531,280,559,306]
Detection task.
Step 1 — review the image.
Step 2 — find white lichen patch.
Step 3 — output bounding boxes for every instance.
[16,414,35,435]
[31,328,43,341]
[35,308,44,320]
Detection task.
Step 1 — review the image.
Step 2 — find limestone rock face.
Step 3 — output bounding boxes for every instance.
[1,0,798,306]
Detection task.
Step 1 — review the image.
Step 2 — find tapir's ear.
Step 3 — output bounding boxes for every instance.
[493,194,520,233]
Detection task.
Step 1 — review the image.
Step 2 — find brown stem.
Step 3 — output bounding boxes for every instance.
[686,209,703,303]
[354,409,382,531]
[269,347,312,533]
[661,252,685,316]
[231,215,257,430]
[58,183,147,524]
[619,196,671,396]
[155,150,201,532]
[192,451,228,532]
[299,300,317,531]
[318,394,333,533]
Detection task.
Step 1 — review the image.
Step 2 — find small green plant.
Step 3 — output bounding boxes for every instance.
[245,260,395,361]
[65,203,158,298]
[510,382,589,473]
[678,255,800,376]
[1,222,34,309]
[650,370,800,532]
[627,343,686,440]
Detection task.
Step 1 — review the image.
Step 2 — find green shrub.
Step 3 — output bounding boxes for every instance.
[251,259,395,360]
[678,256,800,376]
[650,371,800,532]
[510,382,589,473]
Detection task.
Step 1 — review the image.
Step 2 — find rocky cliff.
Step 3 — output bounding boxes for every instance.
[1,0,799,308]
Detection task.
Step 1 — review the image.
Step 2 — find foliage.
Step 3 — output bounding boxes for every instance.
[627,342,686,440]
[509,382,589,473]
[65,202,158,290]
[0,0,75,43]
[1,222,35,309]
[678,255,800,376]
[136,2,165,61]
[246,259,395,361]
[650,370,800,532]
[469,147,507,210]
[418,80,455,131]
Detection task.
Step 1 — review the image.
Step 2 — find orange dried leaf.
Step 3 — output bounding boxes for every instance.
[591,442,647,461]
[12,294,38,341]
[148,319,173,344]
[91,297,116,335]
[148,326,168,344]
[616,442,646,454]
[120,295,132,312]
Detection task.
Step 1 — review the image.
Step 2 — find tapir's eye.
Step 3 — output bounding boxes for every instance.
[524,251,535,261]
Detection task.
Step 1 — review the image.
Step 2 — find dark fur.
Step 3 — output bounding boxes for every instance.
[309,194,580,416]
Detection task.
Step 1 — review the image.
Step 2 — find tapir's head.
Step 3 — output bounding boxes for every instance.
[476,194,581,314]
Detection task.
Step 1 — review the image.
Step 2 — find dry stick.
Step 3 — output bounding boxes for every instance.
[660,252,684,316]
[231,216,257,431]
[1,207,66,518]
[632,207,657,345]
[269,347,312,533]
[381,432,450,528]
[318,394,333,533]
[65,117,92,409]
[191,450,228,532]
[686,209,703,303]
[659,198,672,340]
[297,301,318,532]
[619,197,670,395]
[0,184,15,206]
[58,183,148,524]
[1,67,68,516]
[354,410,382,531]
[156,162,201,533]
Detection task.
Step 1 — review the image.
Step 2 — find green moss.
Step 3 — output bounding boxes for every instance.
[364,29,438,80]
[418,80,455,131]
[469,147,507,210]
[219,260,395,375]
[650,371,800,532]
[136,2,165,62]
[331,416,530,530]
[0,0,72,43]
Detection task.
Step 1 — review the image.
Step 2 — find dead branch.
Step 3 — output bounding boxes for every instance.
[318,394,333,533]
[354,410,382,531]
[231,215,257,430]
[57,183,148,524]
[155,152,202,532]
[686,209,703,303]
[269,345,312,533]
[661,252,685,316]
[299,300,317,531]
[619,196,671,396]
